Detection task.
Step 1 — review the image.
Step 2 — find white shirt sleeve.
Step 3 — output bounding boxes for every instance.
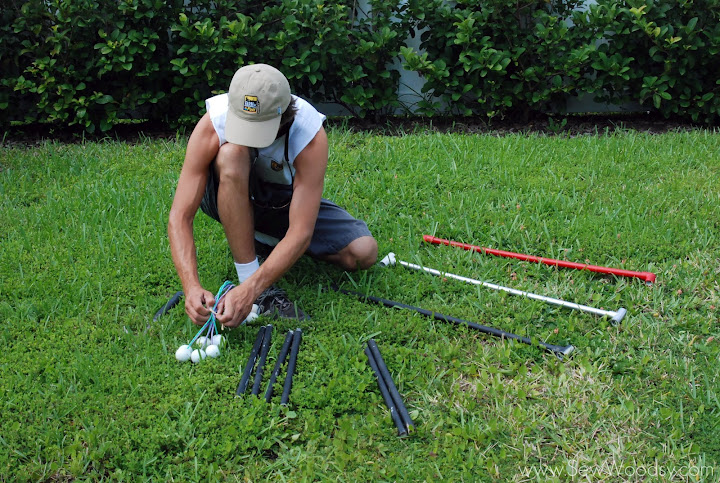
[205,94,229,147]
[287,96,326,162]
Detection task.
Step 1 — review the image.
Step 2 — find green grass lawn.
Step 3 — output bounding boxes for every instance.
[1,127,718,481]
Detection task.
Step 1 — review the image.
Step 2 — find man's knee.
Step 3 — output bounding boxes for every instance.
[215,143,252,185]
[338,236,378,271]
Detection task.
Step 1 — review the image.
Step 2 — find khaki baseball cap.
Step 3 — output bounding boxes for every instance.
[225,64,291,148]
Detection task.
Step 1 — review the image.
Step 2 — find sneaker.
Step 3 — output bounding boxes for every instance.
[255,285,310,321]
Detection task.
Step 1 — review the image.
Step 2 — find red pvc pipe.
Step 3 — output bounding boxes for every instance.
[422,235,656,284]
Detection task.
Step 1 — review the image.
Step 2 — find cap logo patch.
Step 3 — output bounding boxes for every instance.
[243,95,258,114]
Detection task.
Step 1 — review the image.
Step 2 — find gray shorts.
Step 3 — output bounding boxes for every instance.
[199,162,372,257]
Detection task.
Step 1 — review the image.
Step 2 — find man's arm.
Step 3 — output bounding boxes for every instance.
[216,126,329,327]
[168,114,220,324]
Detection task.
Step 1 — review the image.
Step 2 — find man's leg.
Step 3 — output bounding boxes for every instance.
[307,199,377,270]
[318,235,378,271]
[199,146,307,320]
[254,198,377,271]
[213,143,256,265]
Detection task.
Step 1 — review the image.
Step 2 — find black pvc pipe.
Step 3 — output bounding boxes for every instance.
[367,340,414,433]
[332,286,574,358]
[152,291,184,322]
[280,328,302,405]
[364,343,408,437]
[264,330,295,402]
[236,325,266,396]
[251,325,273,396]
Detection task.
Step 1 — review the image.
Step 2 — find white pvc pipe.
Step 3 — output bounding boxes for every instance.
[379,253,627,324]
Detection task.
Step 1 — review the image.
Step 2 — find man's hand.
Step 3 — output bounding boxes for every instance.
[184,286,216,325]
[214,285,257,328]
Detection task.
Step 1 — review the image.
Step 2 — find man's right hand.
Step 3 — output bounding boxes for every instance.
[184,286,216,325]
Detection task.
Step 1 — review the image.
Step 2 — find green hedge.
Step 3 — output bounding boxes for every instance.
[402,0,720,123]
[168,0,412,125]
[3,0,184,132]
[1,0,412,132]
[401,0,594,120]
[1,0,719,132]
[581,0,720,124]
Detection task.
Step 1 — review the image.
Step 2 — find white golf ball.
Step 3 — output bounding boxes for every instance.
[245,305,260,323]
[205,344,220,358]
[190,349,207,363]
[175,345,192,362]
[211,334,224,346]
[196,336,210,347]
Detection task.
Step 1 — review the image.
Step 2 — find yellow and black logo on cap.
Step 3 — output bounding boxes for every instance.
[243,95,258,114]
